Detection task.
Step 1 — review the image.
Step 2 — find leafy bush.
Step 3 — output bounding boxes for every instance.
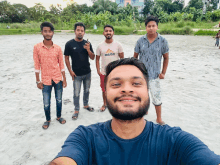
[176,21,185,28]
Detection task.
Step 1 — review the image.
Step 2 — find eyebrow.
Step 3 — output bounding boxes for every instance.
[109,76,144,83]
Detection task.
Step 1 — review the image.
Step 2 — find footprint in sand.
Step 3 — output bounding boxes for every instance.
[63,99,71,105]
[13,152,31,165]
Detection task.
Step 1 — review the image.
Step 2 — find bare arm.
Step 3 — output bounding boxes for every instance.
[95,55,101,76]
[159,52,169,79]
[119,52,124,59]
[61,71,67,88]
[50,157,77,165]
[35,72,43,89]
[65,55,76,81]
[87,49,95,60]
[133,52,139,58]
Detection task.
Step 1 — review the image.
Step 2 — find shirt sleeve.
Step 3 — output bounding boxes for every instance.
[174,131,220,165]
[64,42,70,56]
[33,45,40,73]
[96,45,101,56]
[55,126,90,165]
[58,47,65,72]
[134,39,140,54]
[161,38,169,55]
[118,42,123,53]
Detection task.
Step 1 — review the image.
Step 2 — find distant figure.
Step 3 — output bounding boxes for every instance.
[64,22,95,120]
[134,15,169,125]
[95,25,124,112]
[6,25,10,29]
[93,24,97,30]
[33,22,67,129]
[215,32,219,47]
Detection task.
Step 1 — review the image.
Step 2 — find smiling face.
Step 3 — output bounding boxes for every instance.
[145,21,158,35]
[103,27,114,39]
[41,27,54,41]
[105,65,149,121]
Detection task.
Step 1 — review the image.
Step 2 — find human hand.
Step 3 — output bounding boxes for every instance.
[159,73,165,79]
[63,79,67,88]
[83,41,90,52]
[70,71,76,81]
[98,71,102,76]
[37,82,43,89]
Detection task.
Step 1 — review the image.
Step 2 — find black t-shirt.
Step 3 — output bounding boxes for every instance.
[64,39,94,76]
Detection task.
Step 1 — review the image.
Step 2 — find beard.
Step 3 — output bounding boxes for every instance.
[106,96,150,121]
[105,35,112,39]
[76,35,83,40]
[43,35,53,41]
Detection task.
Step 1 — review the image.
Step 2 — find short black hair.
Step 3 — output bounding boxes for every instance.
[145,15,159,26]
[104,24,114,31]
[74,22,86,31]
[40,22,54,31]
[104,57,149,89]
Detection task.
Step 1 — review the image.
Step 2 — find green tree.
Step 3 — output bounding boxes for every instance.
[0,0,15,23]
[29,3,48,21]
[12,3,29,22]
[49,4,62,15]
[142,0,154,16]
[92,0,118,14]
[186,0,203,10]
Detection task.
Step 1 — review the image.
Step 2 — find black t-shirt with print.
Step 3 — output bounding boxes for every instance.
[64,39,94,76]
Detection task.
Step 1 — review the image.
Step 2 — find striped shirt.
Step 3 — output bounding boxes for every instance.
[134,33,169,80]
[33,42,65,85]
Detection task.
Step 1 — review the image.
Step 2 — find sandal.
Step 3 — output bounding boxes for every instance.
[42,121,50,129]
[72,112,79,120]
[56,117,66,124]
[99,105,107,112]
[84,106,94,112]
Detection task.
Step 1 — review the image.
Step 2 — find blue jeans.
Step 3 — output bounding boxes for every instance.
[73,72,91,111]
[42,81,63,121]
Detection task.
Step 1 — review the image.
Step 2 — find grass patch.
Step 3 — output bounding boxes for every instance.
[194,30,218,36]
[0,29,40,35]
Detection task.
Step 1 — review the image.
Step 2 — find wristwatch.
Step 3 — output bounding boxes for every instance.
[36,81,41,84]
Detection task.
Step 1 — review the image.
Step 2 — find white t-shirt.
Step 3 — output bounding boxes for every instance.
[96,41,123,75]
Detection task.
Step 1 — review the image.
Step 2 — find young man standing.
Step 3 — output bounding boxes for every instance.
[33,22,67,129]
[64,22,95,120]
[96,25,124,112]
[134,16,169,125]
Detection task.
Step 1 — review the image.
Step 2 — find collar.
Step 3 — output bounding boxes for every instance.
[144,32,160,40]
[41,41,54,48]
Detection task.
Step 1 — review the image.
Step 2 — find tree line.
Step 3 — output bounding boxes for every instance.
[0,0,220,29]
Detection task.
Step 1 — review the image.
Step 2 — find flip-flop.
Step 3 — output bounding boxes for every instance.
[99,105,107,112]
[72,112,79,120]
[42,121,50,129]
[56,117,66,124]
[84,106,94,112]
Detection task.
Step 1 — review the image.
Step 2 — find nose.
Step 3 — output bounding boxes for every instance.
[120,82,133,94]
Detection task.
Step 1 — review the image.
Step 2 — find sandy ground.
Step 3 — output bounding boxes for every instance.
[0,33,220,164]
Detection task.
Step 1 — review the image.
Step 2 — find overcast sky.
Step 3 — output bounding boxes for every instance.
[6,0,190,10]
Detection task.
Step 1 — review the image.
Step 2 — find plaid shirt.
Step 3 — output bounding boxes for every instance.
[33,42,65,85]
